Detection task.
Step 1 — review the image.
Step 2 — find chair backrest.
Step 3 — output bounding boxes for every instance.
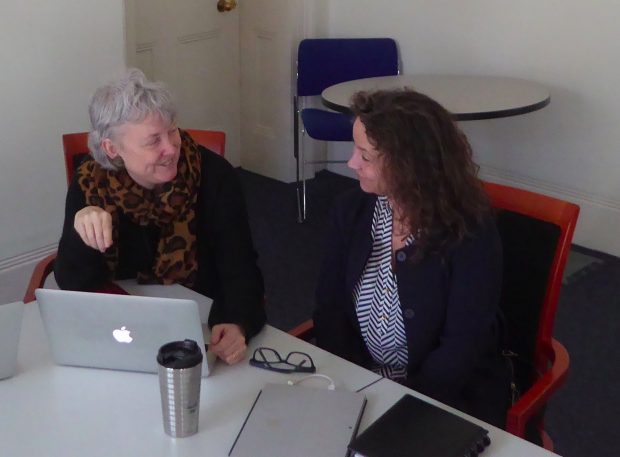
[483,181,579,390]
[184,129,226,156]
[62,129,226,184]
[297,38,399,97]
[62,132,89,184]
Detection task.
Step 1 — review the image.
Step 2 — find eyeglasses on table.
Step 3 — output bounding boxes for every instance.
[249,347,316,374]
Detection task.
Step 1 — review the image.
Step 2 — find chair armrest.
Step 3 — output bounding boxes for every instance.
[23,251,127,303]
[95,282,129,295]
[288,319,315,341]
[23,253,57,303]
[506,338,570,438]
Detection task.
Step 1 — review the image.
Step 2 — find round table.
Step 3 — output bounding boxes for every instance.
[321,74,550,121]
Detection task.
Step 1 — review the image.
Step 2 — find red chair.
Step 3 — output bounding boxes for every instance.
[289,181,579,451]
[23,129,226,303]
[185,129,226,157]
[483,181,578,450]
[62,132,90,184]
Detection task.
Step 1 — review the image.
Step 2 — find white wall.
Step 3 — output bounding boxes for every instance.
[3,1,619,263]
[0,1,125,266]
[326,0,620,256]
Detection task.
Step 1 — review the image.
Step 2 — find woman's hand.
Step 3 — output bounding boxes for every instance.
[74,206,113,252]
[209,324,247,365]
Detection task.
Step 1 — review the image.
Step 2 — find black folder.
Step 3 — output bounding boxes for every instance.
[348,394,491,457]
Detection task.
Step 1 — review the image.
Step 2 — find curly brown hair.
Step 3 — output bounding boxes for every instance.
[350,89,490,259]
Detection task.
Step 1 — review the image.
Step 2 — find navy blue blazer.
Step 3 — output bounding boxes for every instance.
[314,188,509,426]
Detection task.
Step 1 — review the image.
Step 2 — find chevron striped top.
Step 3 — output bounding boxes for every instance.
[353,196,413,381]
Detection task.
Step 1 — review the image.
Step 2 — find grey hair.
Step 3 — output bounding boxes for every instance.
[87,68,177,170]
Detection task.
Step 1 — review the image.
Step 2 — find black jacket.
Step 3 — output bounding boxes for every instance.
[314,188,509,426]
[55,147,266,339]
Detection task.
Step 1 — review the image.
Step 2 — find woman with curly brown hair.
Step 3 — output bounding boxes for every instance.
[314,89,510,426]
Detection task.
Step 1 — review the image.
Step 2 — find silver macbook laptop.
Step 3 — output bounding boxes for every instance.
[229,383,367,457]
[35,288,215,377]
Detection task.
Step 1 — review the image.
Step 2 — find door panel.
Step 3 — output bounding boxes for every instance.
[239,0,304,182]
[125,0,241,165]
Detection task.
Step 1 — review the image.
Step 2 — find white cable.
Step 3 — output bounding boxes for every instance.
[287,374,336,390]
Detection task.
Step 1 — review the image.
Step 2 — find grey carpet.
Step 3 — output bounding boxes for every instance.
[238,168,357,331]
[547,246,619,457]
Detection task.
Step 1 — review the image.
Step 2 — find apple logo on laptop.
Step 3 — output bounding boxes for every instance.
[112,326,133,343]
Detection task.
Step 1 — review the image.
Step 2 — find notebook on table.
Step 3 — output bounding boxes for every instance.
[229,383,367,457]
[348,394,491,457]
[35,288,215,377]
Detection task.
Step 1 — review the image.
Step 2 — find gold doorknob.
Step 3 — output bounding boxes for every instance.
[217,0,237,12]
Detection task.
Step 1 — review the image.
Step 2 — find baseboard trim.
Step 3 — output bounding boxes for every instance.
[0,244,57,273]
[480,164,620,256]
[479,164,620,211]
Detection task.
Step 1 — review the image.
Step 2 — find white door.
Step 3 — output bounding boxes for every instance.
[125,0,242,165]
[238,0,301,182]
[239,0,328,183]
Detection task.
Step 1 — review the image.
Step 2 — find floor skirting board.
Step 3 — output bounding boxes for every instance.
[0,243,57,273]
[0,244,56,304]
[479,165,620,257]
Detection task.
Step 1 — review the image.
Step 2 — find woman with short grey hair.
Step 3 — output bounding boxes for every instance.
[55,69,265,365]
[87,68,177,170]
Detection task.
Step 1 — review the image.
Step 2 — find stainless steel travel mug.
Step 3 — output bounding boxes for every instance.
[157,339,203,437]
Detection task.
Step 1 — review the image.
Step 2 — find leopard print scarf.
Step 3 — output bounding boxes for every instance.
[76,130,201,287]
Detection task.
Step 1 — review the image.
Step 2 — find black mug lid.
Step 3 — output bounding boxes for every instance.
[157,339,203,369]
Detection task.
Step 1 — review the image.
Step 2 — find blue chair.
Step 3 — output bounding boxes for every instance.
[294,38,399,222]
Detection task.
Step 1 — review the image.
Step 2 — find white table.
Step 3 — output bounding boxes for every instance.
[0,302,379,457]
[321,74,550,120]
[0,292,558,456]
